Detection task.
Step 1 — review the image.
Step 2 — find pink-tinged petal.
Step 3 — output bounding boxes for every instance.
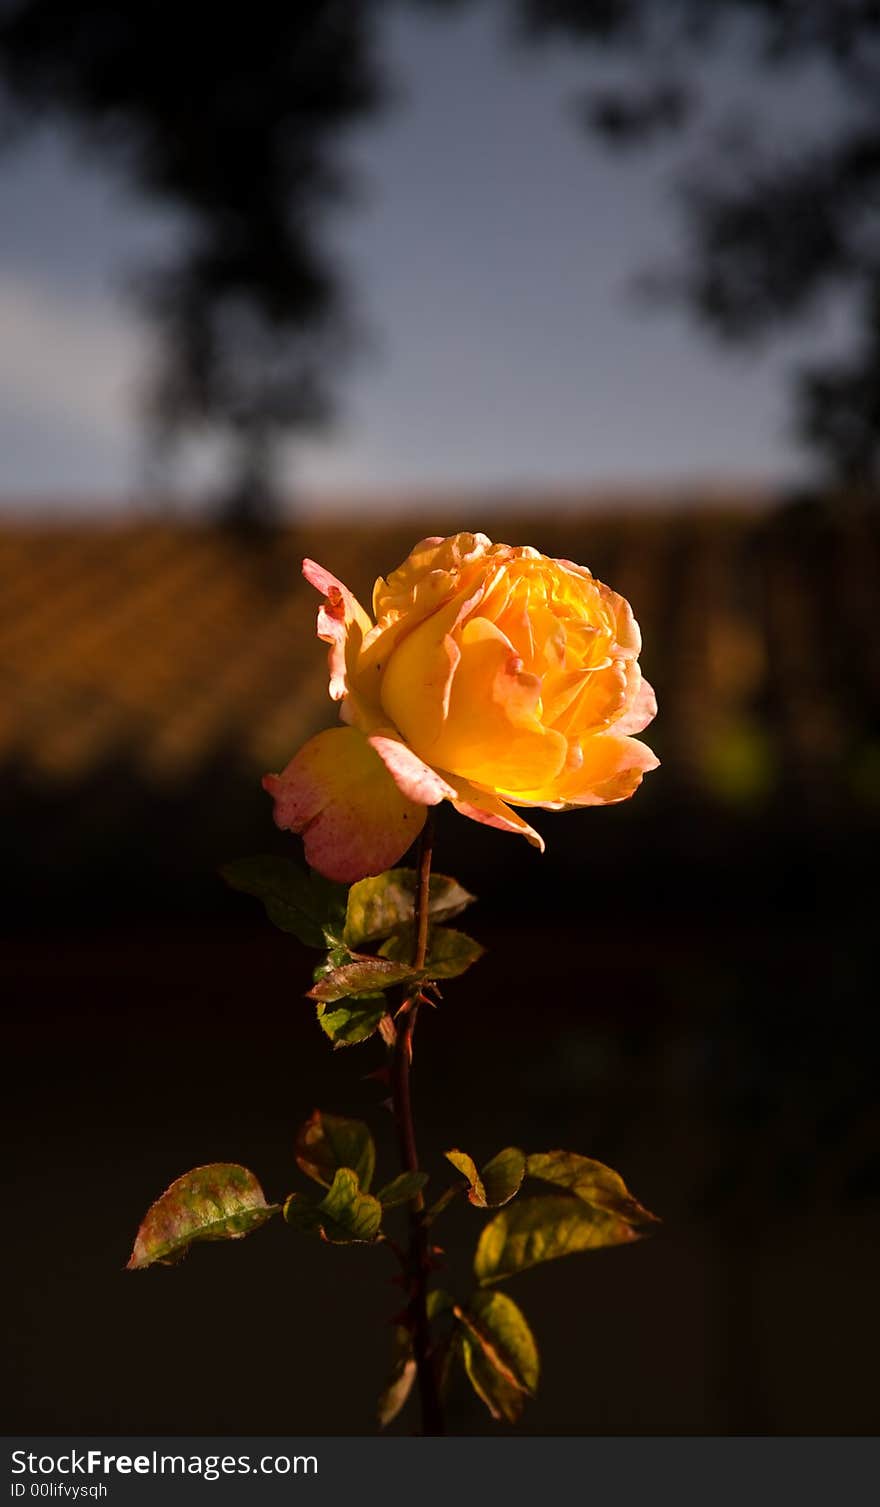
[602,586,642,659]
[555,556,597,591]
[372,532,493,621]
[368,733,457,805]
[445,774,545,853]
[556,734,659,807]
[503,734,659,809]
[614,675,658,738]
[263,726,426,883]
[302,558,373,703]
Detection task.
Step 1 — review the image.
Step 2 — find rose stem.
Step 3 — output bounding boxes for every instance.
[390,807,444,1436]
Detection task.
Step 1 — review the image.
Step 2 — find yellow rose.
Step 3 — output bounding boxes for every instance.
[263,532,658,881]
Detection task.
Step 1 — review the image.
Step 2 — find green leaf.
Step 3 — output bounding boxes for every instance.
[316,999,392,1048]
[312,945,352,983]
[309,1166,383,1242]
[281,1194,328,1237]
[375,1170,428,1208]
[474,1193,642,1284]
[284,1167,382,1244]
[308,954,421,1003]
[427,1288,455,1319]
[308,872,351,942]
[425,874,476,924]
[126,1163,276,1270]
[295,1109,376,1192]
[526,1151,658,1227]
[380,925,485,980]
[444,1146,525,1208]
[482,1148,526,1207]
[439,1330,464,1402]
[222,856,346,948]
[445,1149,485,1205]
[377,1326,417,1429]
[455,1290,539,1422]
[344,869,475,948]
[423,926,484,978]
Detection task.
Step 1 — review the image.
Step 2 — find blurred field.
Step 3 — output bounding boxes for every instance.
[2,495,878,1434]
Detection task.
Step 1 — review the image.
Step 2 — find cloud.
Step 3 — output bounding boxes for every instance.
[0,271,144,439]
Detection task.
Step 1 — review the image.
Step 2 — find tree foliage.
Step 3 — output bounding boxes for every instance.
[513,0,880,485]
[4,1,873,498]
[0,1,386,520]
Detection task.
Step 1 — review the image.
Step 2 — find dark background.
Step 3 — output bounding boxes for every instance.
[3,501,878,1435]
[2,0,880,1440]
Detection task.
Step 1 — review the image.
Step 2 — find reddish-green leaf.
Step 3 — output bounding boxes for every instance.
[126,1163,275,1270]
[460,1333,528,1424]
[295,1110,375,1192]
[455,1290,539,1421]
[526,1151,658,1226]
[308,955,420,1003]
[475,1193,642,1284]
[445,1146,525,1208]
[445,1149,485,1205]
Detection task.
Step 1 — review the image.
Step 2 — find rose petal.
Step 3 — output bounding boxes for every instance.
[597,581,642,659]
[544,660,628,739]
[613,674,658,738]
[372,532,493,622]
[378,586,481,748]
[398,615,568,793]
[263,727,426,883]
[302,558,373,703]
[510,734,659,809]
[368,733,457,805]
[445,774,545,852]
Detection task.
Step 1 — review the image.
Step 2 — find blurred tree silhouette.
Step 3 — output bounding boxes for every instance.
[511,0,880,488]
[0,2,387,523]
[1,0,879,511]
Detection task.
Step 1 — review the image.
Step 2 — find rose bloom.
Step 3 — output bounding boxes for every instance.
[264,532,658,882]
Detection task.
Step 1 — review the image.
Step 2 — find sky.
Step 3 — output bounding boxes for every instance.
[0,1,855,513]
